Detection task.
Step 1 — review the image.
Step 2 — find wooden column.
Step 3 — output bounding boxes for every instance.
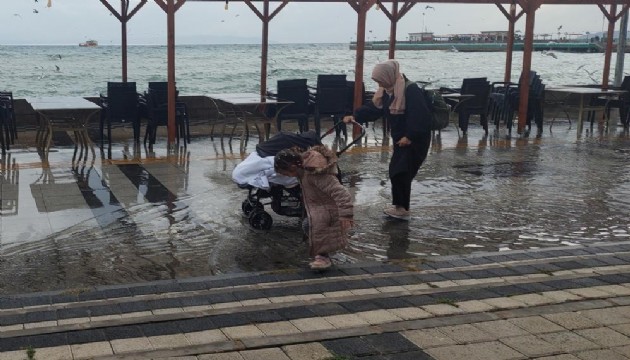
[261,1,269,98]
[244,0,288,97]
[100,0,148,82]
[516,0,539,134]
[599,4,623,90]
[167,0,176,145]
[154,0,186,147]
[348,0,375,138]
[388,0,398,59]
[615,9,628,86]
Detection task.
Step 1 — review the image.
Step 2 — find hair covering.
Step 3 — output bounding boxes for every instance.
[371,60,407,115]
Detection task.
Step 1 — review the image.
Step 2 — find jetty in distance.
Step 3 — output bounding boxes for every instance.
[350,30,623,53]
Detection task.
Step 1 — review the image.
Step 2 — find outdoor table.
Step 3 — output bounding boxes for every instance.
[545,87,627,133]
[207,92,293,149]
[440,92,476,130]
[25,96,100,158]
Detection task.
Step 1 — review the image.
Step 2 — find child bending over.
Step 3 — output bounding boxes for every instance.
[274,145,354,270]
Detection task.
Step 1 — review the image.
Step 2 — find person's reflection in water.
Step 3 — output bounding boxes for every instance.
[382,219,412,260]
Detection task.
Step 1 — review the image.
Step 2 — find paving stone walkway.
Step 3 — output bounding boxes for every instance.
[2,241,630,359]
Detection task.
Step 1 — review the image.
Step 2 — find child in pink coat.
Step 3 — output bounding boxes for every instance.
[275,145,354,270]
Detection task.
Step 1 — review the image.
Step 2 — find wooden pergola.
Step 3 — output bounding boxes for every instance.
[98,0,629,146]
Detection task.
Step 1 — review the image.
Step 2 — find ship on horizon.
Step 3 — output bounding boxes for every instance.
[79,40,98,47]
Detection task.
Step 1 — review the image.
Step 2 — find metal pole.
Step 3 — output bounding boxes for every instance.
[615,8,628,87]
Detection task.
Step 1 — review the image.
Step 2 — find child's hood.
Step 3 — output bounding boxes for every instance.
[302,145,338,174]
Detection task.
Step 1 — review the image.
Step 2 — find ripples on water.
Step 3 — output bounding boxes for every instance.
[0,43,614,97]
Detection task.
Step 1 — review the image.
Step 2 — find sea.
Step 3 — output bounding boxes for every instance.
[0,43,622,97]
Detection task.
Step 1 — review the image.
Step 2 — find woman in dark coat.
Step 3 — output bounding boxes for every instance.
[346,60,432,220]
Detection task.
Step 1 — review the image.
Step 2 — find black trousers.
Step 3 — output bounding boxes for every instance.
[389,134,431,211]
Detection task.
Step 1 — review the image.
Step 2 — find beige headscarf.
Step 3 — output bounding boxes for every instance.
[371,60,406,115]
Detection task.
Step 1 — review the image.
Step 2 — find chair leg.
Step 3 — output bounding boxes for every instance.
[314,114,321,137]
[458,112,469,135]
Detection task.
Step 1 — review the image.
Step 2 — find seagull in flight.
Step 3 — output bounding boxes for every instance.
[425,5,435,10]
[33,9,39,13]
[13,13,22,18]
[557,25,563,31]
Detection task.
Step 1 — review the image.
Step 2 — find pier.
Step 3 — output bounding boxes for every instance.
[350,41,606,53]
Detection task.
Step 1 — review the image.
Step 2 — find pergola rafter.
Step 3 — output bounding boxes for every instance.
[99,0,148,82]
[243,0,289,96]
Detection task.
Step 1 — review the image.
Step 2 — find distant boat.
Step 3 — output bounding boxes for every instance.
[79,40,98,47]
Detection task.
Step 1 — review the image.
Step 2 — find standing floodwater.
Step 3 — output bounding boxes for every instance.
[2,122,630,294]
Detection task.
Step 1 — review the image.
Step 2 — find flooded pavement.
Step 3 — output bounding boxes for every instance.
[2,120,630,294]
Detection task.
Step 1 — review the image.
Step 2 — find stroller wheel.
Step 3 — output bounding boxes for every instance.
[249,209,273,230]
[242,199,263,217]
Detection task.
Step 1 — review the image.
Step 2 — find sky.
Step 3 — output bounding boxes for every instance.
[0,0,619,45]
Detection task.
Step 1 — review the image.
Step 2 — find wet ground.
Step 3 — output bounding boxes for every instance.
[2,118,630,295]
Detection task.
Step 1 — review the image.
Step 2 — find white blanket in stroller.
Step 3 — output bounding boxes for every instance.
[232,152,298,190]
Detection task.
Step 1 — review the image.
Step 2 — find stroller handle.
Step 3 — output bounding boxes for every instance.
[319,119,366,156]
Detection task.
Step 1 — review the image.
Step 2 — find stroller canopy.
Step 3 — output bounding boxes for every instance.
[256,131,321,158]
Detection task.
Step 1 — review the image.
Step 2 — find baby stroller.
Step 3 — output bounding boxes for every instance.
[233,121,365,230]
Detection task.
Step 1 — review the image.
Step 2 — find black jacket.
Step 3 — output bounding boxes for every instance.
[353,81,432,143]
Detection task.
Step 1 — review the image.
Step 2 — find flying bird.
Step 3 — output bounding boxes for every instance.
[425,5,435,10]
[33,9,39,13]
[576,64,587,72]
[55,65,60,72]
[13,13,22,18]
[557,25,563,31]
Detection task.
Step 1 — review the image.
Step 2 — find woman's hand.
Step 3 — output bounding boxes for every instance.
[396,136,412,147]
[342,115,354,124]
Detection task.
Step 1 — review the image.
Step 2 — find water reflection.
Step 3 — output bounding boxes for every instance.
[0,154,19,216]
[382,220,412,260]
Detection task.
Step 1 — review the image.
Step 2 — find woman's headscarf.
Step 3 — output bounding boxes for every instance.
[371,60,407,115]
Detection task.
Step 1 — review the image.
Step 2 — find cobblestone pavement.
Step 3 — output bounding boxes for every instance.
[1,241,630,359]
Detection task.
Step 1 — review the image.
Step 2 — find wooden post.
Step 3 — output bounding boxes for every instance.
[602,4,617,90]
[261,0,270,99]
[166,0,176,146]
[516,0,538,135]
[244,0,288,97]
[121,3,128,82]
[350,0,376,137]
[504,4,516,83]
[388,0,398,59]
[100,0,147,82]
[615,9,628,87]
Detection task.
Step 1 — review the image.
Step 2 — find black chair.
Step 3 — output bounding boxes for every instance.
[99,82,140,151]
[0,91,16,152]
[141,82,190,147]
[313,74,348,137]
[598,75,630,128]
[490,71,545,136]
[442,78,491,135]
[274,79,311,133]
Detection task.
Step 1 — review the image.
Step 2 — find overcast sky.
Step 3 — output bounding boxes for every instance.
[1,0,619,45]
